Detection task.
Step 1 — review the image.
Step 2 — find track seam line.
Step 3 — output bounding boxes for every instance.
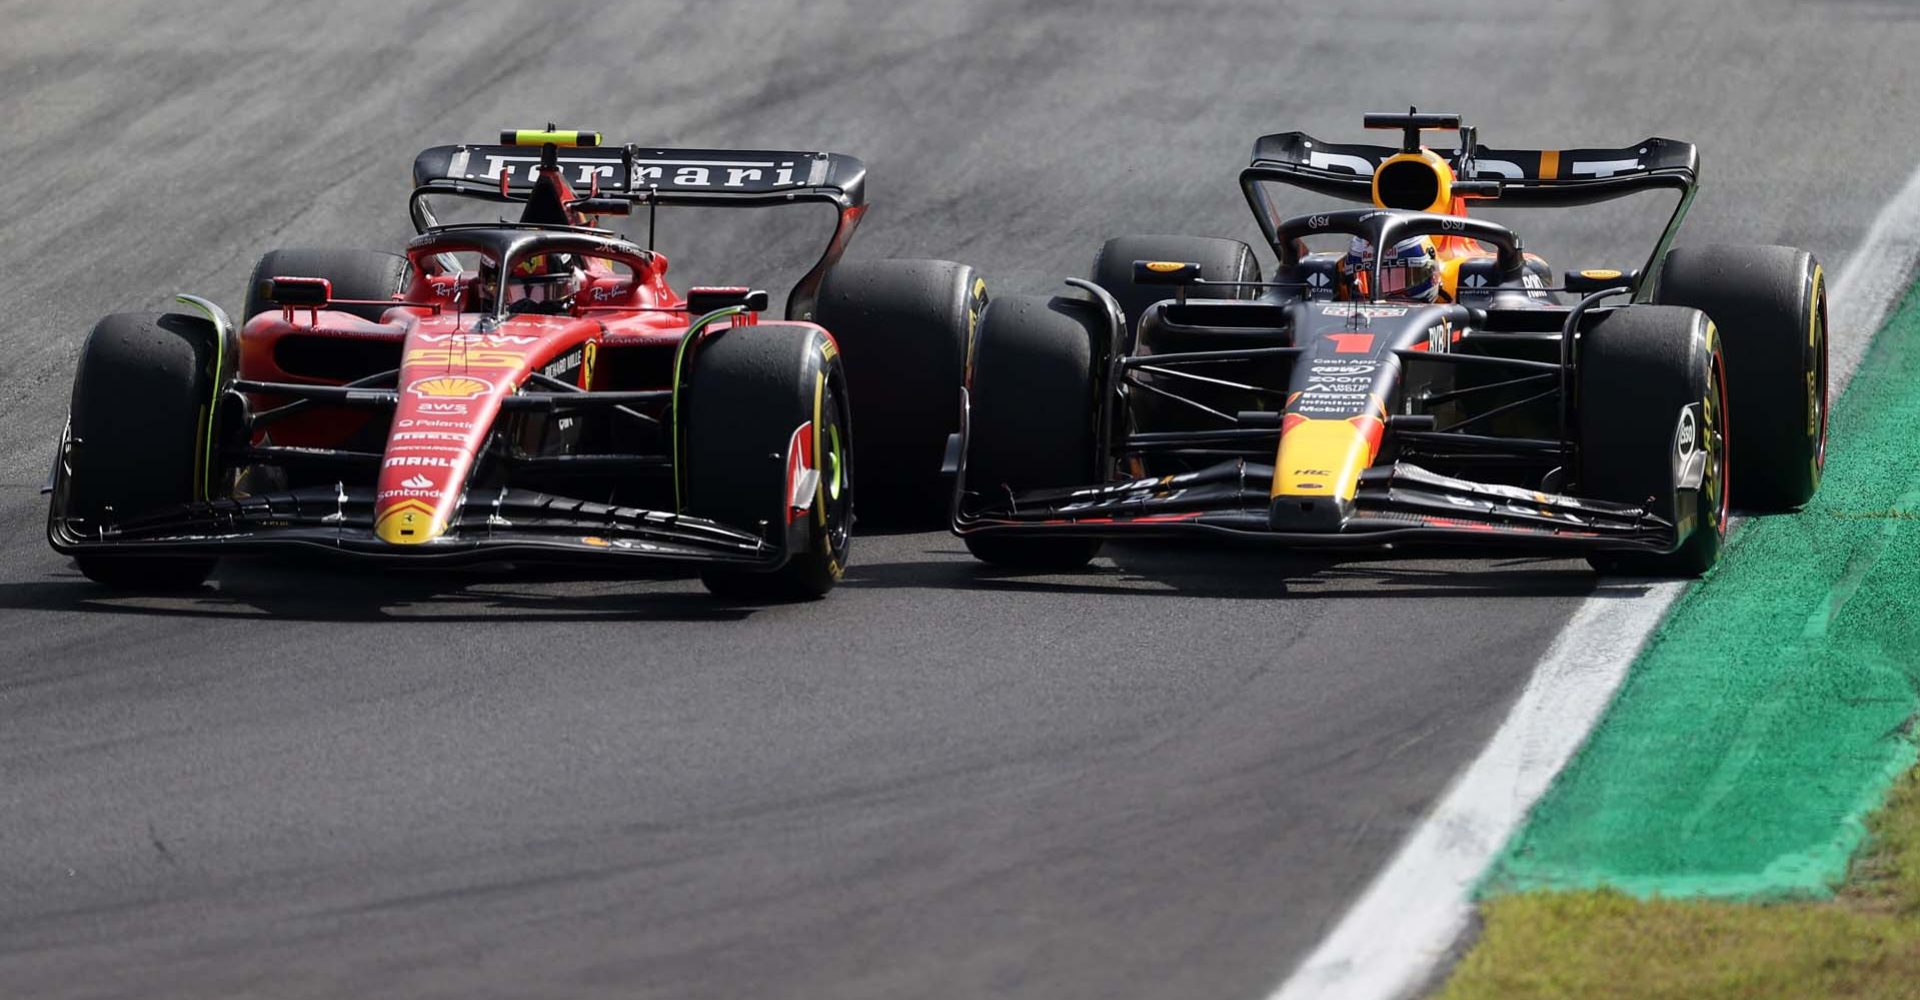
[1267,161,1920,1000]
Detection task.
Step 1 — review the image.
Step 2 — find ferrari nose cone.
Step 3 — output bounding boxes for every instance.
[374,498,444,545]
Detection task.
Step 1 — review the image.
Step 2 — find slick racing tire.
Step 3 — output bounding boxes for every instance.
[1656,244,1827,511]
[1091,234,1261,348]
[814,258,986,527]
[1096,235,1263,440]
[1577,306,1728,577]
[960,293,1104,571]
[687,324,852,601]
[60,313,220,589]
[242,248,410,323]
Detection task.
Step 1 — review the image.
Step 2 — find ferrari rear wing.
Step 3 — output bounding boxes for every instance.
[1244,132,1697,207]
[411,142,867,209]
[408,135,869,322]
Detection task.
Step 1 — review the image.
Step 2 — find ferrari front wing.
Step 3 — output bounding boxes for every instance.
[49,485,786,569]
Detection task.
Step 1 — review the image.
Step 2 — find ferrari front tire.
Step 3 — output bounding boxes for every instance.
[62,313,218,589]
[686,324,852,601]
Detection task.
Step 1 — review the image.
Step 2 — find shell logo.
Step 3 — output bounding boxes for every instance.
[408,376,491,400]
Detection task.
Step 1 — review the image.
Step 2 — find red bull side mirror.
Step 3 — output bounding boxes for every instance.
[1134,260,1203,285]
[1565,267,1640,294]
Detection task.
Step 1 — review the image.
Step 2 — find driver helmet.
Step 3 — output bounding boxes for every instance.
[1344,235,1439,303]
[505,253,585,314]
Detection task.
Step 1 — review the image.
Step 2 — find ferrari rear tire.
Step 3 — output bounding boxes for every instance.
[686,324,852,601]
[1091,234,1261,347]
[961,293,1103,571]
[1656,244,1827,511]
[62,313,219,589]
[243,248,409,323]
[1577,306,1727,577]
[813,258,985,527]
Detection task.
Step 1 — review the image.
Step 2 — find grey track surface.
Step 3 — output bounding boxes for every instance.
[3,3,1918,998]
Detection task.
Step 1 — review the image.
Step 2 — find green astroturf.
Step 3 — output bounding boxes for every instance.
[1487,286,1920,899]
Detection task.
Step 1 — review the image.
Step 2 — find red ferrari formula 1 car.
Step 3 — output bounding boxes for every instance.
[952,111,1828,576]
[48,128,983,599]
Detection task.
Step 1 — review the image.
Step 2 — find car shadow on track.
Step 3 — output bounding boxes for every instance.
[842,538,1626,602]
[1,559,756,624]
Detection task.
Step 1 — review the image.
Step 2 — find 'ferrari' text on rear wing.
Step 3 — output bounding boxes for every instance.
[412,143,867,209]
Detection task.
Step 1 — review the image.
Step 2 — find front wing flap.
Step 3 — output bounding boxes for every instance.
[955,460,1679,554]
[50,486,783,568]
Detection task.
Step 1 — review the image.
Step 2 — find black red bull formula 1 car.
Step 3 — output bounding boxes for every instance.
[49,128,984,599]
[953,111,1829,576]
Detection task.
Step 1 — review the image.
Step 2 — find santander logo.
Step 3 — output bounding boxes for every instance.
[401,474,434,489]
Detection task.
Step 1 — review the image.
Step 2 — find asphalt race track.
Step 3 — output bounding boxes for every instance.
[4,3,1919,998]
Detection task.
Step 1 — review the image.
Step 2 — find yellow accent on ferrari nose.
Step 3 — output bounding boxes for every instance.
[1272,418,1379,501]
[375,499,444,545]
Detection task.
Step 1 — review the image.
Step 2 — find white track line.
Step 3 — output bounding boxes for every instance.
[1269,163,1920,1000]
